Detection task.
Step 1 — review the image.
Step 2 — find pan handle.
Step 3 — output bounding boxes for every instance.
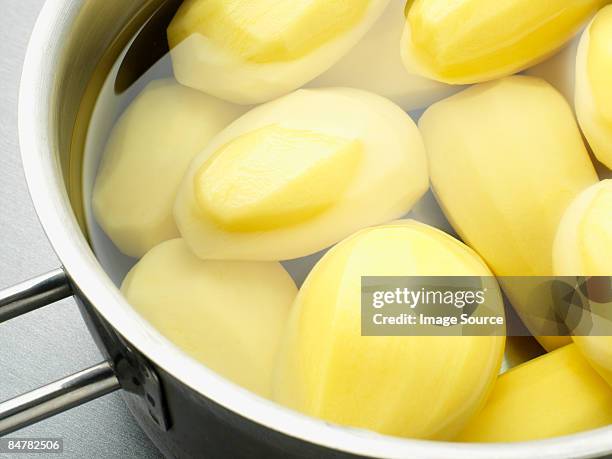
[0,268,73,323]
[0,269,120,436]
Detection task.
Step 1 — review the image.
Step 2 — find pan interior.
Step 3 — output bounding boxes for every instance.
[72,0,550,446]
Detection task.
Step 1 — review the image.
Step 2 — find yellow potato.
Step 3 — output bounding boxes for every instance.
[458,344,612,442]
[401,0,604,84]
[274,220,505,440]
[576,5,612,170]
[174,87,429,261]
[553,179,612,385]
[92,79,245,258]
[554,180,612,276]
[121,239,296,397]
[420,76,599,351]
[167,0,389,104]
[574,336,612,386]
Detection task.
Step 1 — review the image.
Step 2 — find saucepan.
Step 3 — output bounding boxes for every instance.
[1,0,611,457]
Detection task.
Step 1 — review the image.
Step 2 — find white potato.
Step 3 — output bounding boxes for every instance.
[121,239,297,396]
[174,87,429,261]
[93,79,246,257]
[167,0,390,104]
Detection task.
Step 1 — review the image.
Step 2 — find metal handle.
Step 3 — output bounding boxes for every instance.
[0,269,120,436]
[0,363,120,436]
[0,268,72,323]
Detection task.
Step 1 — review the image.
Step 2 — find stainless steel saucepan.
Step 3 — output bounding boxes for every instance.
[1,0,611,457]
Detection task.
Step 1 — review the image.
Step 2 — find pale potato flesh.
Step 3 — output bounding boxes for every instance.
[121,239,297,397]
[92,79,245,257]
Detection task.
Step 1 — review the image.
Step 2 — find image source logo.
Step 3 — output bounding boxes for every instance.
[361,276,611,337]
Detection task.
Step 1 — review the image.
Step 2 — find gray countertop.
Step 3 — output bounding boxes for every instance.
[0,1,161,457]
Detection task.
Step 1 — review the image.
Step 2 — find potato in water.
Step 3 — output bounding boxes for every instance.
[274,220,505,440]
[401,0,605,84]
[554,180,612,277]
[92,79,245,258]
[458,344,612,442]
[167,0,389,104]
[421,77,598,279]
[420,76,599,351]
[554,180,612,386]
[121,239,296,397]
[174,87,429,261]
[576,5,612,170]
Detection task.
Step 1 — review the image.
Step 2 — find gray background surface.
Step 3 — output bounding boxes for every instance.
[0,0,161,457]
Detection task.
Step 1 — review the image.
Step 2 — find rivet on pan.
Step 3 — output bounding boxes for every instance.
[148,409,160,425]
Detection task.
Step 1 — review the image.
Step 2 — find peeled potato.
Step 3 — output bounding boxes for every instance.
[167,0,389,104]
[307,0,459,111]
[553,179,612,385]
[573,336,612,387]
[121,239,296,397]
[92,79,246,258]
[401,0,604,84]
[174,87,429,261]
[274,220,505,440]
[420,76,599,351]
[576,5,612,170]
[554,180,612,276]
[458,344,612,442]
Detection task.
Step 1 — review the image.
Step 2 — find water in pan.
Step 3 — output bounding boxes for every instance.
[81,0,456,286]
[82,1,180,286]
[81,0,545,374]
